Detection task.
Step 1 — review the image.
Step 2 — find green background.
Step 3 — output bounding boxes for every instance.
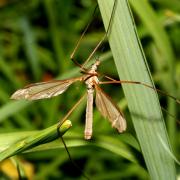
[0,0,179,179]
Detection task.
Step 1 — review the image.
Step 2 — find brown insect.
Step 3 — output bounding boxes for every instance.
[11,60,127,139]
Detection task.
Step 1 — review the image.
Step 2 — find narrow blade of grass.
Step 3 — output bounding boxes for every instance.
[97,0,176,179]
[0,120,72,161]
[27,133,138,163]
[129,0,177,150]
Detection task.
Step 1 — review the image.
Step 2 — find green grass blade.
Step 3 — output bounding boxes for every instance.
[129,0,177,149]
[0,120,72,161]
[27,133,138,163]
[97,0,176,179]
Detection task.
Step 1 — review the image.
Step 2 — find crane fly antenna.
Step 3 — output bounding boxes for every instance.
[82,0,118,68]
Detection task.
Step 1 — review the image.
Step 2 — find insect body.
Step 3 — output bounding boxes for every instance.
[84,61,100,139]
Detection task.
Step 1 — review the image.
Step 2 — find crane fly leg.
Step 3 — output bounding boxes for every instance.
[57,93,86,130]
[99,79,179,104]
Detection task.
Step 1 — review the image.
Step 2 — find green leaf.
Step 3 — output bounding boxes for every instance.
[97,0,176,179]
[26,133,138,163]
[129,0,177,148]
[0,120,72,161]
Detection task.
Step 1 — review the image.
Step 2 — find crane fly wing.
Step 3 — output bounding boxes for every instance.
[95,84,126,133]
[11,77,82,100]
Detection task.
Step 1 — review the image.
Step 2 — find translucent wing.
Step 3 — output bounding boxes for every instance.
[95,85,126,133]
[11,77,82,100]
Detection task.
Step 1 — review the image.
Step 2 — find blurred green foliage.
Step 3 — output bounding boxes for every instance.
[0,0,179,179]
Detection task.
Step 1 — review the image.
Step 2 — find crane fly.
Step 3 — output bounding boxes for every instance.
[10,0,127,140]
[11,60,126,140]
[10,0,179,140]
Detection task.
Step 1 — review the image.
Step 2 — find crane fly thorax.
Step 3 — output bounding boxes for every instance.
[85,65,99,89]
[85,75,99,89]
[84,60,100,89]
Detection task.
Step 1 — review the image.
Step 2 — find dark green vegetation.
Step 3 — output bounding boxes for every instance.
[0,0,179,179]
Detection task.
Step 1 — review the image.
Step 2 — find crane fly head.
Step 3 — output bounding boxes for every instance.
[95,60,101,66]
[91,60,100,71]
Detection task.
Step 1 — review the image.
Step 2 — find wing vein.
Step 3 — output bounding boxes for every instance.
[95,84,126,133]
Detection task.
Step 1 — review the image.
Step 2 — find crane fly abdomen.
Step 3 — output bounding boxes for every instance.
[85,88,94,140]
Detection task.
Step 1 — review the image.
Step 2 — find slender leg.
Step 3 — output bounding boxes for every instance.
[56,93,90,180]
[71,0,118,69]
[82,0,118,68]
[82,34,106,68]
[70,5,98,69]
[57,93,86,129]
[99,80,179,104]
